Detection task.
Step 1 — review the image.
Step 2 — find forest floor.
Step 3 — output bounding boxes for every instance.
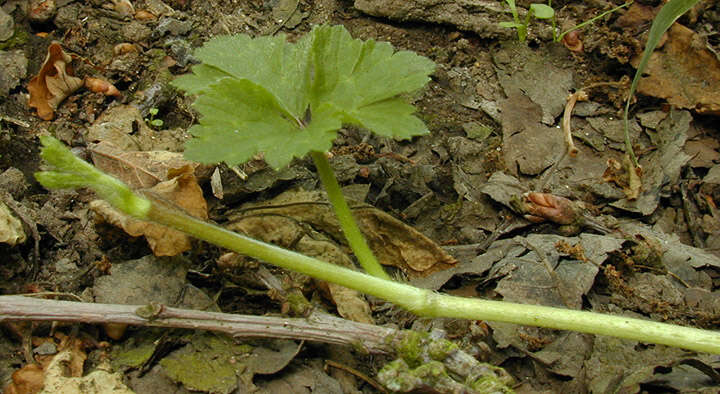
[1,0,720,392]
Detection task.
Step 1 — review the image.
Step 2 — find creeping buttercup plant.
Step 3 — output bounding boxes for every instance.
[171,25,436,279]
[36,25,720,354]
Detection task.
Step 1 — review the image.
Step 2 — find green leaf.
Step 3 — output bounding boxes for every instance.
[344,98,429,139]
[173,24,435,169]
[530,4,554,19]
[183,78,340,169]
[173,33,312,117]
[623,0,700,166]
[310,25,436,110]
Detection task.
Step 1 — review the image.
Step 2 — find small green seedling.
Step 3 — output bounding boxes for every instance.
[145,107,164,128]
[499,0,554,42]
[36,25,720,355]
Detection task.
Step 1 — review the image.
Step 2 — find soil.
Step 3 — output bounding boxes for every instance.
[2,0,720,393]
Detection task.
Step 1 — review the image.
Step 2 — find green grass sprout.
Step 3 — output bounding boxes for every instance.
[623,0,700,167]
[499,0,554,42]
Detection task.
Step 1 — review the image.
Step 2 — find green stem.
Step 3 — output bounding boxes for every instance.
[623,99,640,167]
[557,1,634,42]
[36,136,720,354]
[310,151,390,280]
[146,198,720,354]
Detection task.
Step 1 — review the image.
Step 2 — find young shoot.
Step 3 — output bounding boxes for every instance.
[145,107,164,128]
[34,24,720,355]
[170,24,436,280]
[499,0,554,42]
[35,135,720,354]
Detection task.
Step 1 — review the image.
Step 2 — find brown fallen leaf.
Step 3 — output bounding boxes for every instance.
[4,364,44,394]
[227,190,456,277]
[27,42,83,120]
[91,165,207,256]
[89,141,204,189]
[84,77,121,98]
[513,192,582,225]
[635,23,720,115]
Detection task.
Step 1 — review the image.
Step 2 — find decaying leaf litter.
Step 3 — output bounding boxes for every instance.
[1,0,720,392]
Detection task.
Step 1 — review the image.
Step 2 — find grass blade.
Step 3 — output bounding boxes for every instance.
[623,0,700,166]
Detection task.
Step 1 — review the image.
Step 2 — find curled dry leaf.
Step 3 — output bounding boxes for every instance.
[562,30,583,53]
[113,43,139,55]
[27,42,83,120]
[84,77,122,98]
[134,10,157,21]
[91,165,208,256]
[516,192,581,225]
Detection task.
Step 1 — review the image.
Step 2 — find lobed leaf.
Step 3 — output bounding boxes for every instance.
[183,78,339,169]
[172,25,435,169]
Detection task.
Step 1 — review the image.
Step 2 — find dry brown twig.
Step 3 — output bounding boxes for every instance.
[0,295,397,354]
[562,90,589,157]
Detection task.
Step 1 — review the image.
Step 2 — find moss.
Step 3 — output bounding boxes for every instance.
[284,289,313,316]
[0,29,30,51]
[395,330,427,368]
[427,337,459,361]
[159,333,252,393]
[414,360,447,379]
[470,374,516,393]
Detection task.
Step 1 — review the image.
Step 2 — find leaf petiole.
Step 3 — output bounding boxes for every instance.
[311,151,390,280]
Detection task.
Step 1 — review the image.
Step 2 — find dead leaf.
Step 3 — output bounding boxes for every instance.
[500,93,565,176]
[91,165,207,256]
[89,141,205,188]
[227,215,374,323]
[5,364,44,394]
[27,42,83,120]
[87,143,208,256]
[0,200,26,245]
[84,77,121,97]
[636,23,720,115]
[685,138,720,168]
[41,351,133,394]
[227,190,456,277]
[603,156,642,201]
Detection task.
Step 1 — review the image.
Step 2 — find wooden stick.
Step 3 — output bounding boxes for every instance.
[0,296,396,354]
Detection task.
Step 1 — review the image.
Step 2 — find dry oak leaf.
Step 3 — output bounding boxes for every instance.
[27,42,83,120]
[227,190,457,277]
